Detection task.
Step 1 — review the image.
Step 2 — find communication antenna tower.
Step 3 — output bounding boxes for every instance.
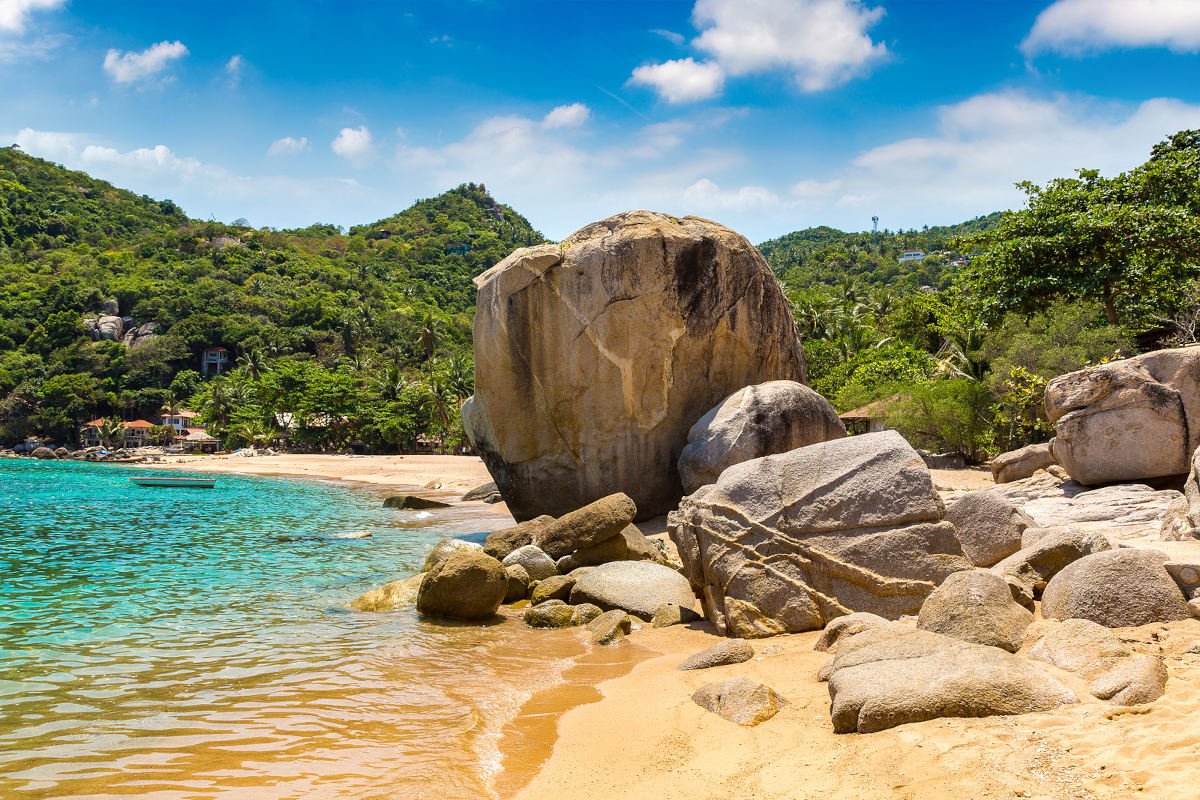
[871,216,879,248]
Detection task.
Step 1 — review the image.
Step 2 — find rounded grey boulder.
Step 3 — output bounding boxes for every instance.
[416,550,507,621]
[502,544,557,581]
[1041,548,1191,628]
[421,538,483,573]
[569,560,696,620]
[677,380,845,495]
[917,570,1033,652]
[944,491,1035,567]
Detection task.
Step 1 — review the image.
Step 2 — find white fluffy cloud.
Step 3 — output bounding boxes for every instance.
[1023,0,1200,56]
[692,0,887,90]
[541,102,591,129]
[629,0,886,103]
[628,57,725,103]
[103,40,188,84]
[267,136,309,156]
[331,125,375,165]
[0,0,65,33]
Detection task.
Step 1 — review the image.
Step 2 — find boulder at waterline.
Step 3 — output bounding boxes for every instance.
[465,210,808,522]
[1161,445,1200,540]
[533,493,637,560]
[668,430,973,637]
[384,495,452,510]
[504,564,530,604]
[678,639,754,671]
[587,609,633,645]
[461,481,503,503]
[524,603,577,629]
[824,625,1077,734]
[691,677,785,727]
[1041,548,1190,627]
[991,442,1057,484]
[348,573,425,612]
[416,550,507,621]
[677,380,845,495]
[569,560,696,620]
[1045,347,1200,485]
[944,491,1035,567]
[554,524,662,572]
[917,570,1033,652]
[421,538,484,572]
[483,515,555,561]
[502,544,557,581]
[570,603,604,626]
[530,574,576,605]
[31,446,57,460]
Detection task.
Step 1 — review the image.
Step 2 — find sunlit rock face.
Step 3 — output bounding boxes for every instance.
[465,210,807,522]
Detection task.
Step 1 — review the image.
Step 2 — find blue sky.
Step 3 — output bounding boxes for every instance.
[5,0,1200,242]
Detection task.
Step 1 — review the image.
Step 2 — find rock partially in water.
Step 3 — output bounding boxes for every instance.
[384,495,452,510]
[416,550,507,622]
[524,603,577,629]
[529,574,576,605]
[31,447,57,460]
[461,481,503,503]
[586,609,633,645]
[677,380,844,495]
[348,573,424,612]
[503,564,530,604]
[421,538,484,573]
[691,677,785,727]
[466,210,807,522]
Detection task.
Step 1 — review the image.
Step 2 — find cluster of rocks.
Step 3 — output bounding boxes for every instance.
[2,444,165,463]
[81,300,159,348]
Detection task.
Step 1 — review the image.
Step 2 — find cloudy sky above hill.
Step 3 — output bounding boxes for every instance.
[5,0,1200,241]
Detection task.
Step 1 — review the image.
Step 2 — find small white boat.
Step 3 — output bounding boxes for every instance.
[130,477,216,489]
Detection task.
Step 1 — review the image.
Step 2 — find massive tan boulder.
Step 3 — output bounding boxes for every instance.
[465,211,807,521]
[1041,548,1191,627]
[1045,347,1200,485]
[677,380,845,494]
[668,431,973,637]
[415,550,507,621]
[990,441,1057,484]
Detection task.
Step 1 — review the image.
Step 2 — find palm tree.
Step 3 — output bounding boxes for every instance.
[97,417,125,449]
[231,419,276,449]
[441,354,474,400]
[237,348,270,381]
[407,312,447,372]
[197,379,233,432]
[373,363,411,402]
[421,377,459,447]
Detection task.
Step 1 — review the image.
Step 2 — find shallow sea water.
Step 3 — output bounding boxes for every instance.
[0,459,594,799]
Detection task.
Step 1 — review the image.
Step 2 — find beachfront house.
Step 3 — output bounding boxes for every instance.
[79,418,159,448]
[160,410,201,434]
[201,346,230,377]
[898,250,925,263]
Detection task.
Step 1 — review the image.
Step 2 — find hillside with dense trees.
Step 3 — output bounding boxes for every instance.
[0,146,543,448]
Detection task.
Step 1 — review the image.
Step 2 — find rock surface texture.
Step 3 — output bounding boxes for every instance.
[691,677,785,726]
[917,570,1034,652]
[569,560,696,620]
[465,211,807,521]
[677,380,845,494]
[945,491,1036,567]
[1041,548,1191,627]
[415,550,507,621]
[678,639,755,670]
[1045,347,1200,485]
[991,442,1057,484]
[669,431,973,637]
[824,624,1077,733]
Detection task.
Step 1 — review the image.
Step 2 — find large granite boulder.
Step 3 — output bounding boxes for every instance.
[824,624,1077,733]
[86,315,125,341]
[31,446,57,460]
[1041,548,1191,627]
[1045,347,1200,485]
[502,544,557,581]
[1029,620,1167,706]
[554,524,662,572]
[668,431,973,637]
[917,570,1034,652]
[568,560,696,620]
[944,490,1035,567]
[421,538,483,572]
[677,380,845,494]
[991,442,1057,484]
[465,211,807,521]
[533,493,636,560]
[1162,445,1200,540]
[990,527,1110,601]
[483,515,555,561]
[348,573,425,612]
[415,550,507,621]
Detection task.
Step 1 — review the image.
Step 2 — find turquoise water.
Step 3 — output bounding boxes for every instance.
[0,459,571,800]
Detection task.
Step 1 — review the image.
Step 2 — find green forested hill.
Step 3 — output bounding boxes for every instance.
[0,147,544,446]
[758,212,1004,291]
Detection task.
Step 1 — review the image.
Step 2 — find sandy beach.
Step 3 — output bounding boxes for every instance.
[134,454,1200,799]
